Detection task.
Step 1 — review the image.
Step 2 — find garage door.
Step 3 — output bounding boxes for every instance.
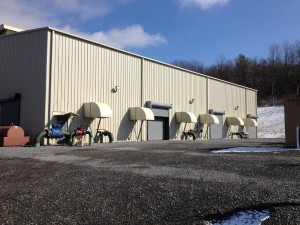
[248,127,257,138]
[148,117,165,140]
[209,109,225,139]
[210,115,223,139]
[146,101,171,141]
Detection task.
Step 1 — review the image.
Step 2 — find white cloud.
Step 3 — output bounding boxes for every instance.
[179,0,231,9]
[0,0,53,29]
[0,0,124,28]
[45,0,112,21]
[63,25,167,49]
[0,0,167,49]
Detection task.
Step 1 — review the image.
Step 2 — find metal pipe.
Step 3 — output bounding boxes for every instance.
[34,130,48,147]
[103,130,114,143]
[70,130,93,146]
[86,131,93,146]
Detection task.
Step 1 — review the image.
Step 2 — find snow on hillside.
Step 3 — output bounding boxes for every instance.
[257,106,285,138]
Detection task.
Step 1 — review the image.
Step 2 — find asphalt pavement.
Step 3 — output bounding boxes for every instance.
[0,138,299,224]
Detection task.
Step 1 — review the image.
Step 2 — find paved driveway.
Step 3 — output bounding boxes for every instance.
[0,139,299,224]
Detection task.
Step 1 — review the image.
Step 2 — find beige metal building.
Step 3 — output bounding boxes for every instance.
[0,25,258,144]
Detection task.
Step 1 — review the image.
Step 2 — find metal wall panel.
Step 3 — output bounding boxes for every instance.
[142,60,207,139]
[208,79,246,117]
[50,32,142,141]
[0,30,49,140]
[246,89,257,115]
[208,79,249,136]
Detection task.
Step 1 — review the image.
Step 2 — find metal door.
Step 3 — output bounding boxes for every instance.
[247,127,257,138]
[146,101,171,141]
[148,117,164,140]
[210,115,223,139]
[148,117,169,140]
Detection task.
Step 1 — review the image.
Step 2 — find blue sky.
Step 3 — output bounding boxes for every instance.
[0,0,300,67]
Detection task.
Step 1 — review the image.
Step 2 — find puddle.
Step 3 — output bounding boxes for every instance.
[209,209,270,225]
[212,147,293,153]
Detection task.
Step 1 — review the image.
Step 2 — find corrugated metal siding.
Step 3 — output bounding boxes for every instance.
[50,32,142,141]
[246,89,257,115]
[0,31,49,140]
[142,60,207,139]
[208,79,250,135]
[208,79,246,117]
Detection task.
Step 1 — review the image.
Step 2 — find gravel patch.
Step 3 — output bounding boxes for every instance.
[0,138,299,224]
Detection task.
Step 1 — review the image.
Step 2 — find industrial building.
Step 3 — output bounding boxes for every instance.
[0,24,258,144]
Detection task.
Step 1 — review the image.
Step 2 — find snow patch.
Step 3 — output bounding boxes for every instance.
[212,147,291,153]
[257,106,285,138]
[209,209,270,225]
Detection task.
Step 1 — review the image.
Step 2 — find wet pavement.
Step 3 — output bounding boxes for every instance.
[0,138,299,224]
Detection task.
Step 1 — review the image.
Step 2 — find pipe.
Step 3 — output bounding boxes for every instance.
[94,131,103,143]
[34,130,48,147]
[86,131,93,146]
[62,131,71,145]
[230,132,243,139]
[181,131,187,140]
[70,130,93,146]
[34,130,71,147]
[187,131,196,140]
[70,131,76,146]
[103,130,114,143]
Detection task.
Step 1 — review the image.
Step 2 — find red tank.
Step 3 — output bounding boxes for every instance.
[0,126,30,147]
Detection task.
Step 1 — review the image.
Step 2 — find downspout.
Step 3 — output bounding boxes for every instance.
[47,29,54,144]
[206,77,209,113]
[141,57,144,141]
[206,77,210,139]
[245,88,247,117]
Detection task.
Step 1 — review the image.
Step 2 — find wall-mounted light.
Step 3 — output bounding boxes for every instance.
[234,106,239,110]
[112,85,120,93]
[189,98,194,104]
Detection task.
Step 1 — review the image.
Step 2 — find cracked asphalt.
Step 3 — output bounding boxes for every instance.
[0,138,299,224]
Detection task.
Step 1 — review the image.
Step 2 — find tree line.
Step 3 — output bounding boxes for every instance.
[171,40,300,106]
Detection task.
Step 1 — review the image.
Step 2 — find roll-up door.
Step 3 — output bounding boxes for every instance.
[209,109,225,139]
[148,117,169,140]
[244,115,258,138]
[147,101,171,141]
[248,127,256,138]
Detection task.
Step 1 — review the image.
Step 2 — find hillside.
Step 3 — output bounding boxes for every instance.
[257,106,285,138]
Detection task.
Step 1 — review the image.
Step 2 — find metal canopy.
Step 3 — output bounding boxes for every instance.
[243,118,258,127]
[130,107,154,121]
[84,102,112,118]
[226,117,244,126]
[52,111,79,117]
[175,112,197,123]
[199,114,219,125]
